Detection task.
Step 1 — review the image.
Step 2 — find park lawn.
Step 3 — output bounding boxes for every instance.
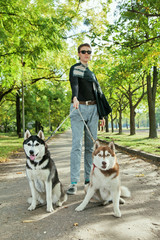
[98,131,160,156]
[0,131,62,163]
[0,135,24,162]
[0,130,160,163]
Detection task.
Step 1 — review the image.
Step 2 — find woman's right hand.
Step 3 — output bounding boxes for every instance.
[73,96,79,109]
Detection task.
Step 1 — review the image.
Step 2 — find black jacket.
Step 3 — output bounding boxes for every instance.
[69,62,112,119]
[93,80,112,119]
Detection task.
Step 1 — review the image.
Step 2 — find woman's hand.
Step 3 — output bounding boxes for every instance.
[73,96,79,109]
[100,118,105,127]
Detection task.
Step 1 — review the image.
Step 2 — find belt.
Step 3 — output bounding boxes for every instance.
[72,100,96,105]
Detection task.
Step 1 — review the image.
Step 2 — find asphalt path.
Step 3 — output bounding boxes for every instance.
[0,130,160,240]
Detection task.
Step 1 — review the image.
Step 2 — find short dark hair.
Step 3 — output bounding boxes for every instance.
[78,43,91,53]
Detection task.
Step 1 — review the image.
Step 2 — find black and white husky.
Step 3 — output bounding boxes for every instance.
[23,130,67,212]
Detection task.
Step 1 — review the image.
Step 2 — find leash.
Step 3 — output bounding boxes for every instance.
[77,108,96,144]
[45,107,96,144]
[45,108,76,142]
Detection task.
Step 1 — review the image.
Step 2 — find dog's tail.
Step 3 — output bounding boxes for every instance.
[120,186,131,198]
[27,193,45,205]
[27,197,32,204]
[60,183,68,203]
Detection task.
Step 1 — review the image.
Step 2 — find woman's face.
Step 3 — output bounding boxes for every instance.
[78,46,92,64]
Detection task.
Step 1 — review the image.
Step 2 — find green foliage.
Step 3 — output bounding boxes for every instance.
[0,0,84,135]
[0,0,82,97]
[0,96,17,131]
[0,0,160,139]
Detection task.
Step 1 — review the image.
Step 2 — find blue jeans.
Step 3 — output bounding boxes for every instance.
[70,103,99,183]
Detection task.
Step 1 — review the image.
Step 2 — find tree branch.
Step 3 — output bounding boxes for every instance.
[0,87,14,102]
[114,35,160,49]
[128,9,160,17]
[130,35,160,49]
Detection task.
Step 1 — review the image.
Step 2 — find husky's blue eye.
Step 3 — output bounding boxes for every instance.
[35,143,39,146]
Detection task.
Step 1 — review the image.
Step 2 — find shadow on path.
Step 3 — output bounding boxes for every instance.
[0,130,160,240]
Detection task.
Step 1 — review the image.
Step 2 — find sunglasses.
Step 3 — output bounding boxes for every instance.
[80,50,92,54]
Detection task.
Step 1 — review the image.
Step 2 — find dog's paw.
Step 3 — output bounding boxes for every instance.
[28,204,36,211]
[75,204,84,212]
[119,197,125,204]
[47,206,54,213]
[27,197,32,204]
[56,201,62,207]
[102,200,112,206]
[38,198,45,204]
[114,209,121,218]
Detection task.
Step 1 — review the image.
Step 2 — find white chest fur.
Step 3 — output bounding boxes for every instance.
[92,167,120,192]
[26,168,50,181]
[26,159,50,193]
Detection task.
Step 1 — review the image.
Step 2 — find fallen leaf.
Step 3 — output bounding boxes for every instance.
[16,172,22,174]
[73,223,78,226]
[152,222,160,226]
[135,174,145,177]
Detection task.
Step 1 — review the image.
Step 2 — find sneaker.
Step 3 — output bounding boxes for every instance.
[85,180,90,185]
[67,184,77,195]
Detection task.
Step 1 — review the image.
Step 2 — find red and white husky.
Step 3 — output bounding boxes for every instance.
[75,141,130,217]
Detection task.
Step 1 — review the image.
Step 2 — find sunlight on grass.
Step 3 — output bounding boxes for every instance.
[0,136,23,162]
[98,130,160,156]
[0,131,60,162]
[0,130,160,163]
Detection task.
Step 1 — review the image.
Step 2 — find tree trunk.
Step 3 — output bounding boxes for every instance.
[126,119,128,129]
[118,110,123,134]
[35,121,39,133]
[4,120,8,133]
[98,121,100,131]
[129,90,136,135]
[147,67,158,138]
[105,116,109,132]
[116,119,118,129]
[111,113,114,133]
[16,92,22,138]
[49,101,52,131]
[35,121,43,132]
[130,107,136,135]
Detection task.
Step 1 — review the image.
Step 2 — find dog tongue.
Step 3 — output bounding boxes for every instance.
[30,155,35,161]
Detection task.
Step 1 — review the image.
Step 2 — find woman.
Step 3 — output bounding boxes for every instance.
[67,43,111,195]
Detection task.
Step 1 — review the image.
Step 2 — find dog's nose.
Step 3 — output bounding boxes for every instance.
[102,161,106,165]
[29,150,34,155]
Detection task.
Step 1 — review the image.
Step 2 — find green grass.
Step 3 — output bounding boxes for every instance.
[1,129,160,163]
[98,131,160,156]
[0,131,61,163]
[0,135,24,162]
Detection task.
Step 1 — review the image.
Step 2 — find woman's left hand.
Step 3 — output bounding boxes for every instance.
[100,118,105,127]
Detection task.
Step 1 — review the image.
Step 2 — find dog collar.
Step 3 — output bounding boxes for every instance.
[92,163,96,172]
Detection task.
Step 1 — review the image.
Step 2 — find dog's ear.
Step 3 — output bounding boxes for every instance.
[24,130,31,140]
[37,130,45,140]
[94,140,100,151]
[108,141,115,153]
